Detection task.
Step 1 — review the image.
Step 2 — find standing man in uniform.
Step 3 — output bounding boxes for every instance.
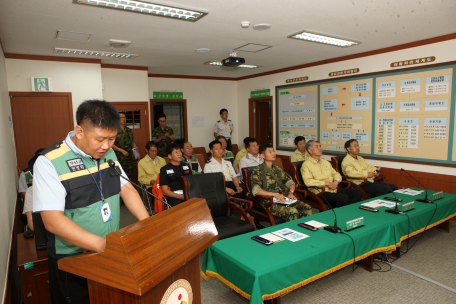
[32,100,149,304]
[181,142,202,175]
[152,114,175,157]
[112,112,139,181]
[251,144,312,222]
[290,136,310,163]
[214,108,234,152]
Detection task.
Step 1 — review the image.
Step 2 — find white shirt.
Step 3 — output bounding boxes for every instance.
[33,131,128,212]
[214,119,234,139]
[23,186,34,214]
[18,172,28,193]
[239,153,264,172]
[148,155,156,165]
[204,158,236,182]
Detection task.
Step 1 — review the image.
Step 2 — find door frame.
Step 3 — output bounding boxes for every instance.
[9,91,74,168]
[149,99,188,143]
[109,101,151,140]
[248,96,273,144]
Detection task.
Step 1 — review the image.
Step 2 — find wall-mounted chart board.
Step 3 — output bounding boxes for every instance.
[320,78,373,155]
[275,62,456,165]
[277,85,318,150]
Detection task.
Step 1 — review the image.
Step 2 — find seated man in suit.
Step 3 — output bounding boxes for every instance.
[302,140,363,207]
[159,143,192,206]
[204,140,244,198]
[234,137,251,167]
[290,136,310,162]
[342,139,398,197]
[181,142,202,175]
[250,144,312,222]
[138,141,166,192]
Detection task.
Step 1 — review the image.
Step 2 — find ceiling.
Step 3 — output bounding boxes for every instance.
[0,0,455,78]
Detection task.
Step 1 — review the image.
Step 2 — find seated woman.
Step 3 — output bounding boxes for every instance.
[250,144,313,222]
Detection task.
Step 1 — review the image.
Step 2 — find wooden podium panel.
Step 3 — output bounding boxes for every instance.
[59,198,217,303]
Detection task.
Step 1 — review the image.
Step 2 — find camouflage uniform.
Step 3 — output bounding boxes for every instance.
[152,126,174,157]
[251,163,312,222]
[114,126,136,180]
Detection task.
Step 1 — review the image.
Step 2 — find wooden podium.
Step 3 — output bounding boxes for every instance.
[59,198,218,304]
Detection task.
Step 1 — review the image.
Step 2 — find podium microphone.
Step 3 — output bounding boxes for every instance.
[106,159,170,208]
[378,173,401,214]
[314,186,341,233]
[401,168,433,203]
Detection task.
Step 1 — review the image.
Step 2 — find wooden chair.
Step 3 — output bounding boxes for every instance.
[273,157,284,170]
[163,157,171,164]
[289,161,333,212]
[242,167,293,226]
[182,173,256,239]
[231,144,239,157]
[192,153,206,172]
[330,155,369,200]
[192,147,208,163]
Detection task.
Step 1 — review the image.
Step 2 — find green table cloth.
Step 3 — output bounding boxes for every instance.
[201,189,456,304]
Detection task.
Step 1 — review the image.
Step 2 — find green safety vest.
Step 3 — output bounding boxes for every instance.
[181,156,200,175]
[40,141,121,259]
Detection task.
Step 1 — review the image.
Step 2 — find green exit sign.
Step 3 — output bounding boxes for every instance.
[250,89,270,98]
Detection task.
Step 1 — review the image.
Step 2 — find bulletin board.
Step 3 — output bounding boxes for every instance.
[276,85,318,150]
[275,62,456,165]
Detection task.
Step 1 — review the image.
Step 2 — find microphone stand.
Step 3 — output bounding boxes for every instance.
[401,168,433,203]
[377,173,401,214]
[314,186,341,233]
[106,159,171,208]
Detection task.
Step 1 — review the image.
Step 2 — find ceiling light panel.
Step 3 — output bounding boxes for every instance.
[54,48,139,59]
[204,61,261,69]
[234,43,272,53]
[73,0,207,22]
[55,30,93,42]
[288,30,361,47]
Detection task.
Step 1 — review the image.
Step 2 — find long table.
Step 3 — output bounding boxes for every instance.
[200,190,456,304]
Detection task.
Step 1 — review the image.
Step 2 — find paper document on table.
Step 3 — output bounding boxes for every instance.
[273,197,298,205]
[304,220,328,229]
[362,199,396,208]
[394,188,424,196]
[260,233,285,244]
[272,228,309,242]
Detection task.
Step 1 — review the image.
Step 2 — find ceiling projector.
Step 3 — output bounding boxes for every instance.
[222,52,245,67]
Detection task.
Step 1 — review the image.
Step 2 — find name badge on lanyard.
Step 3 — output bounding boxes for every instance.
[100,203,113,222]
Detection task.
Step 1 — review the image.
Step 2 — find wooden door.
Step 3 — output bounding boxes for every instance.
[109,102,150,157]
[10,92,74,170]
[254,100,271,145]
[150,99,188,144]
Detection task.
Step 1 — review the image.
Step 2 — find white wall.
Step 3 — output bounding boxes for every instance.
[101,68,149,102]
[5,59,103,126]
[0,46,18,303]
[148,77,237,151]
[237,38,456,176]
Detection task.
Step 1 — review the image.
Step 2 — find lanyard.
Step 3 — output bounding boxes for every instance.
[64,139,105,203]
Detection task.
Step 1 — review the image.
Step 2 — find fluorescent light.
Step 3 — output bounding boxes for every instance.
[54,48,139,59]
[73,0,207,22]
[204,61,261,69]
[288,30,361,47]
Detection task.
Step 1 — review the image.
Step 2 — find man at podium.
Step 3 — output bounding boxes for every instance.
[32,100,150,304]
